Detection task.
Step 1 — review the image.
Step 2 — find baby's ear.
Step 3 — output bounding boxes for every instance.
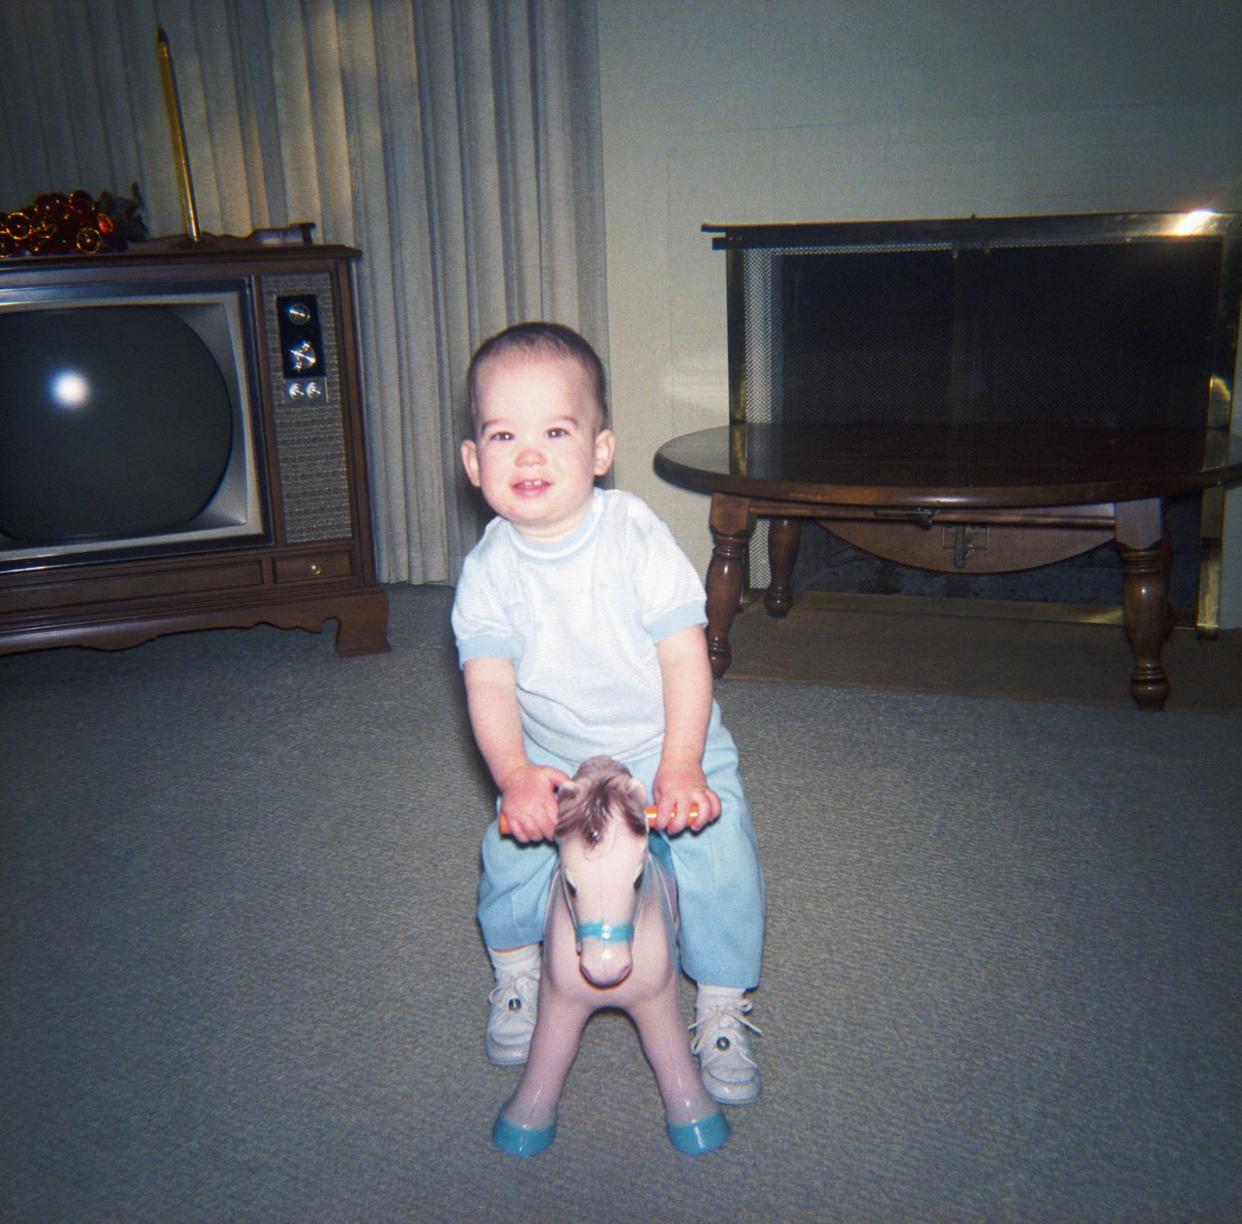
[592,428,616,478]
[460,438,482,487]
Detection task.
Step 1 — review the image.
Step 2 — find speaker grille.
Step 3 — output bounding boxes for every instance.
[260,271,353,543]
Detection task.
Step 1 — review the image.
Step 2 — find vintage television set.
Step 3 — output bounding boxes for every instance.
[0,242,389,656]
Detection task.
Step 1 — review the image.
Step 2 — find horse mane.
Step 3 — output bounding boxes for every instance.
[556,756,648,845]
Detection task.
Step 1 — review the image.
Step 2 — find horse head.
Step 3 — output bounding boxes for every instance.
[554,756,650,987]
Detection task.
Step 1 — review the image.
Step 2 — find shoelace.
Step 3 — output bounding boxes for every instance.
[489,970,539,1013]
[688,999,762,1060]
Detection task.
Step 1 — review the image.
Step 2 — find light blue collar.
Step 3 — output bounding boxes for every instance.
[507,489,603,561]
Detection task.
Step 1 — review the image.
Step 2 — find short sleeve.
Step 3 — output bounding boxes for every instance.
[452,546,518,667]
[622,497,707,643]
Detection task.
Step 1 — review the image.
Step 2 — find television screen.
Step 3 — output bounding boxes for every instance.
[0,287,264,565]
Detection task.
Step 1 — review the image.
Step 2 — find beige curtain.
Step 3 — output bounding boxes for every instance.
[0,0,607,583]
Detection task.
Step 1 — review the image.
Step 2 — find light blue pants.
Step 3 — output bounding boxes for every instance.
[477,708,765,989]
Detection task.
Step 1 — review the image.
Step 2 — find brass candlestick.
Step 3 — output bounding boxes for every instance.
[156,26,200,242]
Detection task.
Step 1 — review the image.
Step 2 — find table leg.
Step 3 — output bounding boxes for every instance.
[764,517,801,617]
[1115,499,1172,712]
[705,494,754,678]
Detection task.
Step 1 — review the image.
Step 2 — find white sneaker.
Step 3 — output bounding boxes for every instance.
[486,967,540,1066]
[690,997,762,1104]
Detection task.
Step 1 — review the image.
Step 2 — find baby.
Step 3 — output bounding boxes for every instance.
[451,321,765,1104]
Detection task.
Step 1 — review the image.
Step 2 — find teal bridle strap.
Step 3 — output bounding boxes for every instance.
[575,921,635,943]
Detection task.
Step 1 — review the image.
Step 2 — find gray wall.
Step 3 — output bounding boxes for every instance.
[598,0,1242,623]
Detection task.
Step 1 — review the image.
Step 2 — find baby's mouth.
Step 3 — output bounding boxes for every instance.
[513,479,550,496]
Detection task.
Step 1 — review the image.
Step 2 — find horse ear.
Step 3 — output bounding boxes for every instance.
[625,775,647,807]
[557,781,580,809]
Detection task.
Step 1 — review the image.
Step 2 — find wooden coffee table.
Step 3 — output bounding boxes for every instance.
[654,424,1242,710]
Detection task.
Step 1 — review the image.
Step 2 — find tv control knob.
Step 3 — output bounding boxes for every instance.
[288,340,318,371]
[285,301,312,325]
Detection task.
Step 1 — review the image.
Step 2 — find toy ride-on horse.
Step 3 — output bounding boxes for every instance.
[492,755,730,1157]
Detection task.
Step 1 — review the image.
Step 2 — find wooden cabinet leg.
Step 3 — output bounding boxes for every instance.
[705,495,754,678]
[764,517,801,617]
[333,590,392,656]
[1118,540,1170,711]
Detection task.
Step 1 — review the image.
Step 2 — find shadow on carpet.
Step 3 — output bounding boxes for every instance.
[723,600,1242,713]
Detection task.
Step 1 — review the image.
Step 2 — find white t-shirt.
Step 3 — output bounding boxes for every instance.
[452,489,708,763]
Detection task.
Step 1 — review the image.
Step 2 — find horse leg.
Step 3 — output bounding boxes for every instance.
[494,991,591,1157]
[629,990,730,1155]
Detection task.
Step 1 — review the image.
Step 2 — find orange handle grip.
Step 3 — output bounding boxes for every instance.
[497,804,697,838]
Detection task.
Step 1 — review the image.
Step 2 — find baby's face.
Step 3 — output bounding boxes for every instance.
[462,352,615,541]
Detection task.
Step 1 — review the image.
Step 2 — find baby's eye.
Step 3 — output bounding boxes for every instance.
[546,426,569,439]
[486,430,514,444]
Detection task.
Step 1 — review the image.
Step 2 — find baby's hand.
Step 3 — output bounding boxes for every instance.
[497,764,569,842]
[651,763,721,836]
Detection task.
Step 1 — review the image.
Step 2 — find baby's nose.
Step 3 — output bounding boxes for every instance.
[516,443,544,465]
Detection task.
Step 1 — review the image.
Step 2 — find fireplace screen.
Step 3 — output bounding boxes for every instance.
[706,212,1242,618]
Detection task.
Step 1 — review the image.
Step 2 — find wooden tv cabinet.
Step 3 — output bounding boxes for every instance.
[0,242,389,658]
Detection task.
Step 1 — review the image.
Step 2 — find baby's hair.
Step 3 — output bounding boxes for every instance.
[467,321,608,435]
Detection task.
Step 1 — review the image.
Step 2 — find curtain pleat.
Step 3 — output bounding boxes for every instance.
[0,0,606,584]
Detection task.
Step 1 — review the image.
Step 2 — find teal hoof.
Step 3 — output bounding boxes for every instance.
[666,1111,730,1155]
[493,1114,556,1157]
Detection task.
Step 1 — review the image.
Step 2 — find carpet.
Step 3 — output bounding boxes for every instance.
[2,585,1239,1221]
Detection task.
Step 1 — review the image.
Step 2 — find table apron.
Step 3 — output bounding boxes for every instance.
[743,496,1121,530]
[710,492,1167,581]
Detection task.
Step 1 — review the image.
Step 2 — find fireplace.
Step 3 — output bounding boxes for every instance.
[705,212,1242,627]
